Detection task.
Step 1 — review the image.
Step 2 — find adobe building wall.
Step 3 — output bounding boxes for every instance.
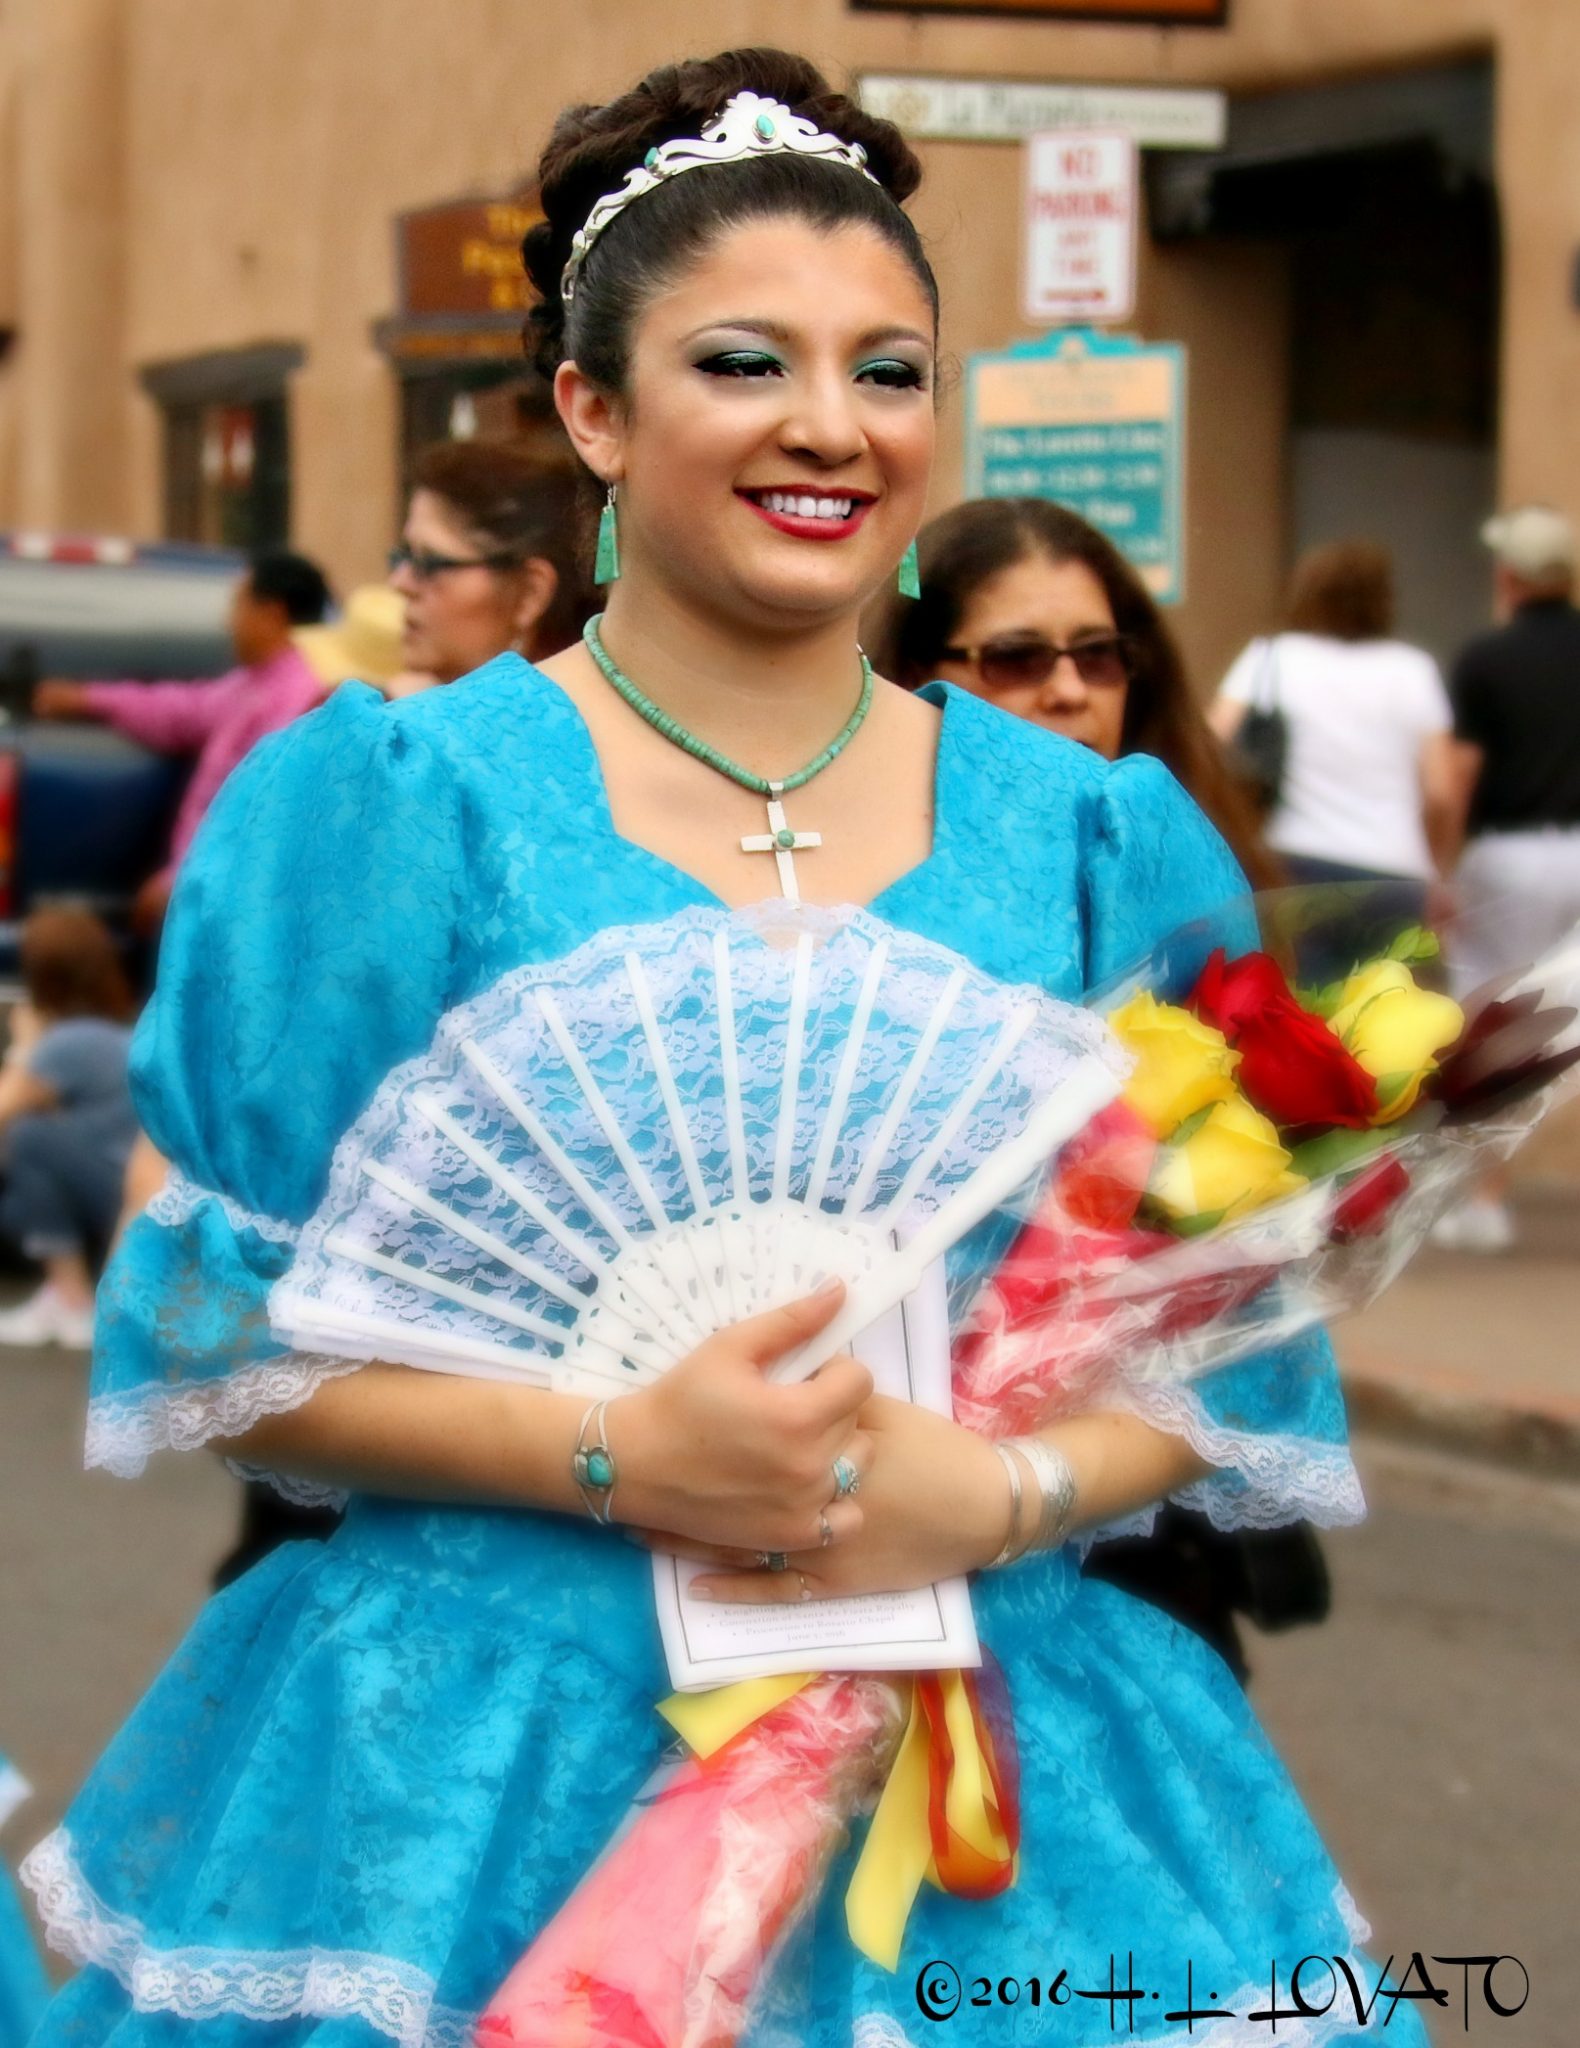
[0,0,1576,691]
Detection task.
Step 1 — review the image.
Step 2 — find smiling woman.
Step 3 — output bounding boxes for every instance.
[25,43,1426,2048]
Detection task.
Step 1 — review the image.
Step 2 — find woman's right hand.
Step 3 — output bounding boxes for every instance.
[610,1280,873,1555]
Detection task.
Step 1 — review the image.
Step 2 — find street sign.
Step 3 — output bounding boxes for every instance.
[857,74,1227,150]
[965,329,1187,603]
[1024,129,1138,326]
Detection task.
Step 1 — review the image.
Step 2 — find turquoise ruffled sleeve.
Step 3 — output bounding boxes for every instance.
[1081,754,1364,1532]
[87,685,467,1483]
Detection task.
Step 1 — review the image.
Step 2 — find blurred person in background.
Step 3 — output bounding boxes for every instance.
[293,583,407,697]
[32,552,332,932]
[1209,541,1461,917]
[873,495,1318,1682]
[1432,505,1580,1253]
[0,909,137,1350]
[875,495,1278,889]
[387,439,597,690]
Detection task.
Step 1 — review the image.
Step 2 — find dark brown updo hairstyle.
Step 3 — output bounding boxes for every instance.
[870,497,1281,889]
[410,438,597,654]
[522,48,936,392]
[1284,540,1395,643]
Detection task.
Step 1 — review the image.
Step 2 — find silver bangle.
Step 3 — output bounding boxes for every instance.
[1004,1435,1079,1552]
[571,1399,619,1525]
[985,1440,1028,1569]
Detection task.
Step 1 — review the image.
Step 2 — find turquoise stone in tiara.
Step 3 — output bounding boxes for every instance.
[561,90,883,305]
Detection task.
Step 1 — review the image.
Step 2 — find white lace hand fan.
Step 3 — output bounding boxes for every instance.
[270,904,1122,1394]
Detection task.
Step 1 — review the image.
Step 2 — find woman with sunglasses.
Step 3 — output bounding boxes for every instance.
[873,496,1323,1681]
[873,494,1278,888]
[387,438,596,688]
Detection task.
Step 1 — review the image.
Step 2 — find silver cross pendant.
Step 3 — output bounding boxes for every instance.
[740,782,822,902]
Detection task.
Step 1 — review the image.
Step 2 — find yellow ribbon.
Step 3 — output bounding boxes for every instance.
[659,1669,1017,1973]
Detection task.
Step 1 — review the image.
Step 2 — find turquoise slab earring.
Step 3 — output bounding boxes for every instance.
[595,484,621,585]
[897,539,921,600]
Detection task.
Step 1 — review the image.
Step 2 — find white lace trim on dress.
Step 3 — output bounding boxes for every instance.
[85,1351,363,1477]
[223,1459,349,1511]
[1099,1377,1367,1531]
[145,1170,299,1249]
[23,1830,1377,2048]
[21,1830,473,2048]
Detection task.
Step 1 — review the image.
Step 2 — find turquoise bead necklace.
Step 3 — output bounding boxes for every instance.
[583,613,875,902]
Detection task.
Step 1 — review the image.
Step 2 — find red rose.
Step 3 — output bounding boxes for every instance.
[1189,948,1379,1131]
[1331,1155,1411,1243]
[1051,1100,1157,1232]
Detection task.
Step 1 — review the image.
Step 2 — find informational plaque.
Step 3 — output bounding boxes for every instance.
[399,197,542,319]
[375,193,544,367]
[966,329,1187,603]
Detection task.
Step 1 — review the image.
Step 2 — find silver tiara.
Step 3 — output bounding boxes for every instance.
[560,91,881,305]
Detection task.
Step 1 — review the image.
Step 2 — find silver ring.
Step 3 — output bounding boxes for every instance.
[831,1455,861,1498]
[756,1550,789,1572]
[818,1511,834,1548]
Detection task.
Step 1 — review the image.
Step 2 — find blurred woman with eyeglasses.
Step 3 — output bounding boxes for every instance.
[871,496,1320,1683]
[871,494,1279,887]
[386,439,598,690]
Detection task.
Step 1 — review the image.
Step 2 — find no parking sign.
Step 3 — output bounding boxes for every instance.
[1023,128,1138,327]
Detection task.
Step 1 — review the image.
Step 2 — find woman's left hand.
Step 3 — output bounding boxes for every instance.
[629,1394,1012,1602]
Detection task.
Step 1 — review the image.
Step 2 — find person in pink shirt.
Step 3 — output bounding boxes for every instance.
[33,550,332,930]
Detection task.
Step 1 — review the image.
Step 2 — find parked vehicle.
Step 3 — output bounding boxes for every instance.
[0,532,241,990]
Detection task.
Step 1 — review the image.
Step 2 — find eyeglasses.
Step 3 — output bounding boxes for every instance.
[387,542,522,582]
[940,632,1137,692]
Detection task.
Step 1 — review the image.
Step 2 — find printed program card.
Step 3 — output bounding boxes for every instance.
[653,1260,980,1691]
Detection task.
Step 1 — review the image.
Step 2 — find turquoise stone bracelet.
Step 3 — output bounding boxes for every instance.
[572,1399,619,1524]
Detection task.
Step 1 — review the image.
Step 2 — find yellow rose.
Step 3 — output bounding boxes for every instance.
[1148,1093,1307,1225]
[1327,961,1464,1124]
[1108,991,1241,1138]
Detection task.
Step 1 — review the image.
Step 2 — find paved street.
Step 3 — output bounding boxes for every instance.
[2,1343,1577,2046]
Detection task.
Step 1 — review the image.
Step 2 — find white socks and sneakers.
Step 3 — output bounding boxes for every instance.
[0,1283,96,1349]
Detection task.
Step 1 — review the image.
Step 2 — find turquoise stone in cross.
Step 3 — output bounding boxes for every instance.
[741,784,822,902]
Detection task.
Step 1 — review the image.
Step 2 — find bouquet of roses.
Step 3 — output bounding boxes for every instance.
[955,908,1580,1434]
[480,891,1580,2048]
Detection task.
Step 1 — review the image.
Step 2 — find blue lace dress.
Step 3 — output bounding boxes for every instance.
[23,662,1426,2048]
[0,1757,49,2048]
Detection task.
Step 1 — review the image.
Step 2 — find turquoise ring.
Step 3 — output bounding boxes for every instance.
[831,1455,861,1499]
[756,1550,789,1572]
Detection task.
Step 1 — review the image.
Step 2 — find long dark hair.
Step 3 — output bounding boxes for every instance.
[869,497,1280,888]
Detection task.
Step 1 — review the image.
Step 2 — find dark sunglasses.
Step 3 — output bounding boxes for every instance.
[940,632,1137,691]
[387,541,522,582]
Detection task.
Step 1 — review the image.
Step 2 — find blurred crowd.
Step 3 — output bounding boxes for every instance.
[0,412,1570,1871]
[1,432,1576,1698]
[4,444,1577,1360]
